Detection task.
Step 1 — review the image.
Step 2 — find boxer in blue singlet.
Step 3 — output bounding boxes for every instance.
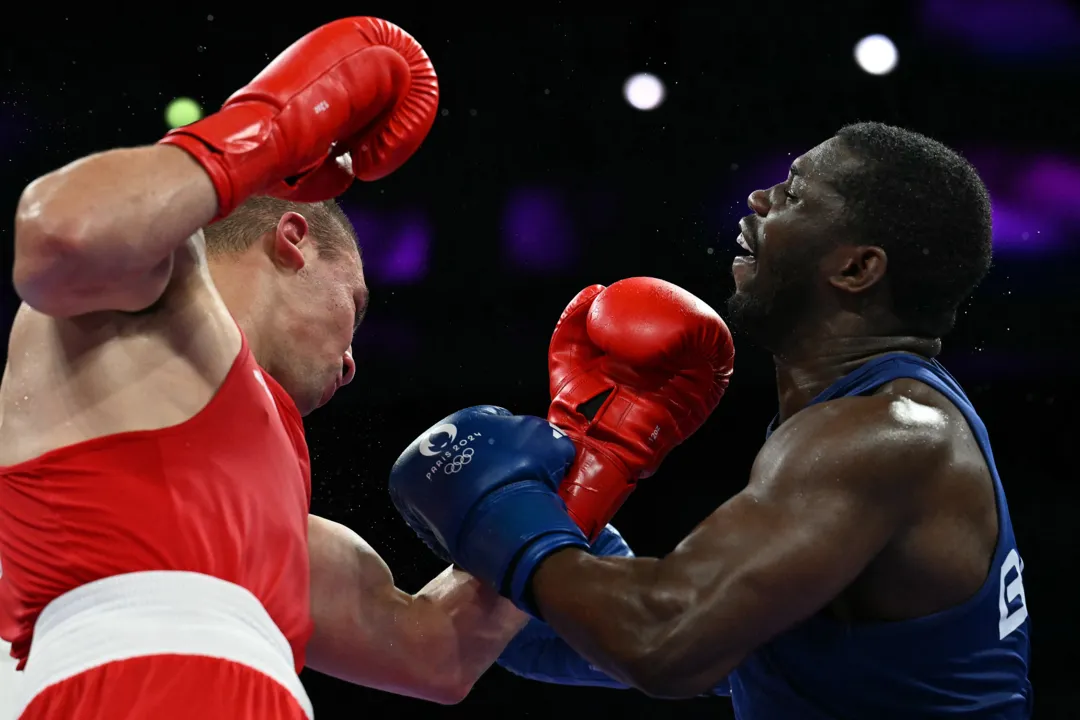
[394,122,1032,718]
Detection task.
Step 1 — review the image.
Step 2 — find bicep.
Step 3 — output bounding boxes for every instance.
[668,474,898,651]
[305,515,414,677]
[305,516,522,702]
[647,438,917,693]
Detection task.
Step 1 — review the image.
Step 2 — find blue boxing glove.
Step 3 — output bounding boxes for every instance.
[389,405,589,615]
[496,524,635,688]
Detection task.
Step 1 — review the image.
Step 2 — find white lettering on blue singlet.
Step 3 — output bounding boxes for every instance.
[998,548,1029,640]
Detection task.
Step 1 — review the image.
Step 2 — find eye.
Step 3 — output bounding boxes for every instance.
[784,189,799,202]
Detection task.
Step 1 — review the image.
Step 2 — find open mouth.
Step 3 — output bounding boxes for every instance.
[732,228,757,284]
[735,232,756,264]
[736,217,758,259]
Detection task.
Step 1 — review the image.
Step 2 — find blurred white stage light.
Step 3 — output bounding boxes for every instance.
[854,35,899,76]
[623,72,666,110]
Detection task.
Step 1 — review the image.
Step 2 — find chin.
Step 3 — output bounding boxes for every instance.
[725,292,784,350]
[294,398,319,417]
[725,291,765,329]
[277,379,320,417]
[309,378,342,415]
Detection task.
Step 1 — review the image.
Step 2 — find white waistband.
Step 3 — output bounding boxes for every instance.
[13,571,313,719]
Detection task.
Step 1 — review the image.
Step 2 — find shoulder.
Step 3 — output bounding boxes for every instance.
[754,391,952,501]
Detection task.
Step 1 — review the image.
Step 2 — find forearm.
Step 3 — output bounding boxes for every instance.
[14,145,217,314]
[307,561,526,704]
[530,548,726,698]
[408,565,531,695]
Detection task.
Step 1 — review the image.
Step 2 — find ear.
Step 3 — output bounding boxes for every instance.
[270,212,310,272]
[826,245,888,294]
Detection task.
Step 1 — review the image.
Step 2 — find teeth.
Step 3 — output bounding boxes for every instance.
[737,234,752,253]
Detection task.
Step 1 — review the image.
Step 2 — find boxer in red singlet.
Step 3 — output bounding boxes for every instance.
[0,18,531,719]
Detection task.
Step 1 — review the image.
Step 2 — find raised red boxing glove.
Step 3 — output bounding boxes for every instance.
[548,277,734,541]
[160,17,438,220]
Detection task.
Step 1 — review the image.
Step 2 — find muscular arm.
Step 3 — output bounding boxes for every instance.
[13,145,217,317]
[305,515,528,704]
[530,395,949,697]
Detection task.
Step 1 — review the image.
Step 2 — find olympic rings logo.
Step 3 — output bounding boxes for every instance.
[443,447,475,474]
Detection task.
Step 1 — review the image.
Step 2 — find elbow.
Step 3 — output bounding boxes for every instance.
[622,651,733,700]
[13,235,83,317]
[16,175,98,259]
[407,632,477,706]
[13,181,170,317]
[14,182,94,314]
[612,563,741,698]
[425,680,472,706]
[621,657,701,700]
[577,628,698,698]
[411,666,474,705]
[617,621,738,699]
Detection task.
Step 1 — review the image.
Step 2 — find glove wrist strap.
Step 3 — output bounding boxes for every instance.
[159,102,285,220]
[454,483,587,618]
[557,447,635,542]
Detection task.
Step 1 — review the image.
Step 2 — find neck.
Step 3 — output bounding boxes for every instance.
[208,257,275,370]
[772,334,941,422]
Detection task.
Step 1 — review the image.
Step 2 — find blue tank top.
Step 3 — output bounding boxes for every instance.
[727,353,1032,719]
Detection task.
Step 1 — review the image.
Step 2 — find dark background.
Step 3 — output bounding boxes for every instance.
[3,2,1078,717]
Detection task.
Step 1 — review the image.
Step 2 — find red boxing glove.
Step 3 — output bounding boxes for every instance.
[548,277,734,541]
[160,17,438,220]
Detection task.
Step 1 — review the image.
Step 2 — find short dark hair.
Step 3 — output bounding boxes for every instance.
[833,122,993,337]
[203,196,358,257]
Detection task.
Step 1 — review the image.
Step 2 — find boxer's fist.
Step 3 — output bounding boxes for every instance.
[548,277,734,540]
[160,17,438,219]
[388,406,588,615]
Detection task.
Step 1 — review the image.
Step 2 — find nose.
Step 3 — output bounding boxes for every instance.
[748,188,770,216]
[340,346,356,387]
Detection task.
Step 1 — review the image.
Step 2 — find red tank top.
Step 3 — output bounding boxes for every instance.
[0,334,313,671]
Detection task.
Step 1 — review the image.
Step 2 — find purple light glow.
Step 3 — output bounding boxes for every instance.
[340,205,430,285]
[1017,156,1080,222]
[920,0,1080,57]
[380,217,430,284]
[965,150,1080,254]
[502,188,577,273]
[738,154,800,192]
[989,204,1059,253]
